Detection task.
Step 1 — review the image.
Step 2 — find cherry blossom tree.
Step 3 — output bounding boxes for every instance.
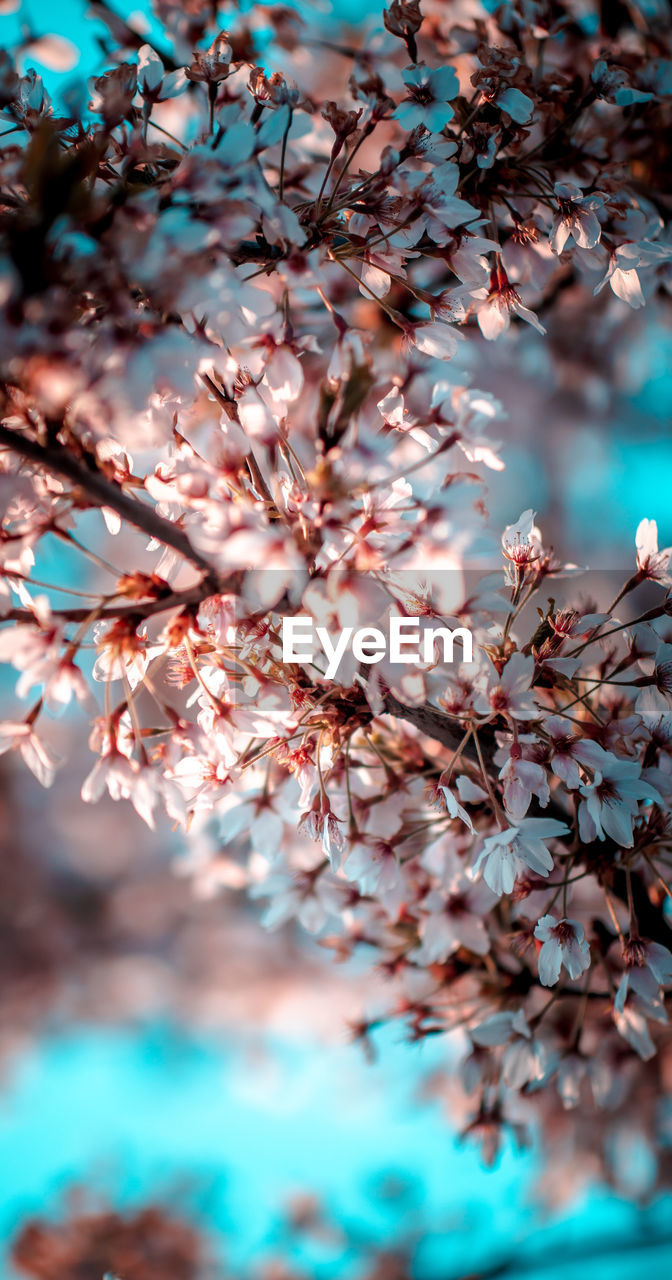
[1,0,672,1192]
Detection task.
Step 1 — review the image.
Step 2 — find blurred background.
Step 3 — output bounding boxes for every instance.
[1,1,672,1277]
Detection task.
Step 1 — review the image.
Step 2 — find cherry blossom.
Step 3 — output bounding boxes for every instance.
[544,716,607,789]
[473,264,546,341]
[635,518,672,587]
[416,878,493,962]
[501,509,542,569]
[578,758,661,848]
[473,652,538,721]
[550,183,605,255]
[498,745,550,821]
[472,818,569,896]
[594,240,672,309]
[534,916,591,987]
[0,719,59,786]
[0,0,672,1186]
[615,939,672,1012]
[393,64,459,133]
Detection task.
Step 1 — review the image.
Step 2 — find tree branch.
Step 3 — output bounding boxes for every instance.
[383,689,486,767]
[88,0,179,70]
[0,583,217,625]
[0,424,220,589]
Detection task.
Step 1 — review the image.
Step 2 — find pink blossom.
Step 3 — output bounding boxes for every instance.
[534,916,591,986]
[498,747,549,820]
[635,518,672,587]
[550,182,605,254]
[0,720,59,786]
[473,652,538,721]
[578,757,661,847]
[545,715,607,789]
[472,818,569,896]
[393,63,459,133]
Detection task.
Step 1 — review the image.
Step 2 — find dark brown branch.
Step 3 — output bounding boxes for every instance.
[88,1,179,70]
[0,583,216,626]
[0,424,219,588]
[383,689,485,766]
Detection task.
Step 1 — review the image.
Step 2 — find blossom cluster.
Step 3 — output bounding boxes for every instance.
[1,0,672,1183]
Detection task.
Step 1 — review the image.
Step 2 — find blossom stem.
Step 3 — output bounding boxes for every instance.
[147,119,188,151]
[443,725,474,785]
[357,436,459,495]
[324,129,368,213]
[521,91,596,164]
[567,600,665,657]
[278,437,308,486]
[625,865,638,933]
[542,869,595,887]
[183,635,222,715]
[122,669,149,765]
[207,83,217,136]
[562,853,576,915]
[605,573,642,616]
[344,739,357,836]
[3,570,101,599]
[278,109,293,202]
[641,851,672,902]
[70,603,108,651]
[504,578,536,641]
[472,726,506,826]
[529,985,564,1028]
[603,887,626,945]
[237,729,305,772]
[330,255,404,328]
[314,153,338,216]
[570,965,593,1050]
[54,529,125,578]
[557,683,605,719]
